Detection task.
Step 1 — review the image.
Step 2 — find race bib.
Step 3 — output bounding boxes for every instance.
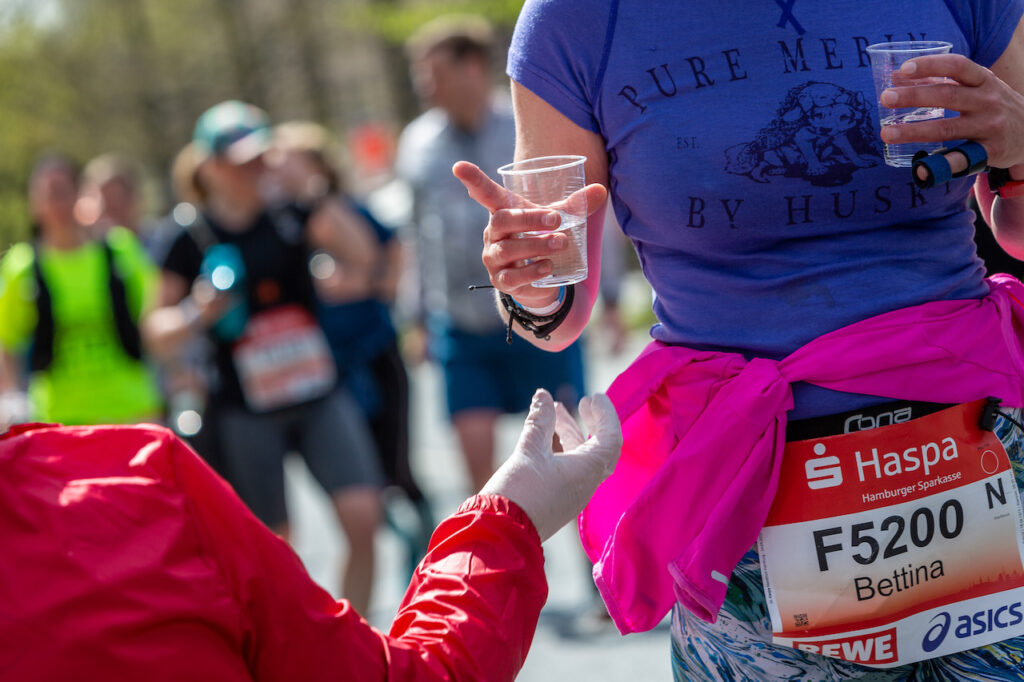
[232,305,336,412]
[758,399,1024,668]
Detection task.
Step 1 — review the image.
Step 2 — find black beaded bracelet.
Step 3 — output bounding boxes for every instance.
[498,285,576,344]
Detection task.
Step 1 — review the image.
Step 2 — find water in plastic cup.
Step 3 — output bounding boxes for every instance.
[498,155,588,288]
[865,41,952,167]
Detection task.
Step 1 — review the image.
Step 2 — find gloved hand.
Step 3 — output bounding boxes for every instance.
[481,388,622,542]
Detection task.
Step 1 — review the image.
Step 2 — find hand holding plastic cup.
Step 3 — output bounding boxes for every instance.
[497,155,588,288]
[865,41,953,167]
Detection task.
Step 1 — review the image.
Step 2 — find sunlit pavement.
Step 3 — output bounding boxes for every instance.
[286,308,671,680]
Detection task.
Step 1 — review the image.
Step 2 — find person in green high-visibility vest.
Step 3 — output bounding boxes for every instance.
[0,154,162,427]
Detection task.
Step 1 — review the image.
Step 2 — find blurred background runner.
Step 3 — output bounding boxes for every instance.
[269,119,435,577]
[395,14,587,493]
[0,154,162,427]
[143,101,384,614]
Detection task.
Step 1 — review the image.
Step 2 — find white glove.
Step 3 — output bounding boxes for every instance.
[481,388,622,542]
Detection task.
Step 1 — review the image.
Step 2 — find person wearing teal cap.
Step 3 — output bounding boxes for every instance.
[192,100,274,165]
[144,101,385,615]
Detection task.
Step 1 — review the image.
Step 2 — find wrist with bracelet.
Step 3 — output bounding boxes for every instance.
[516,287,566,316]
[988,167,1024,199]
[498,285,575,344]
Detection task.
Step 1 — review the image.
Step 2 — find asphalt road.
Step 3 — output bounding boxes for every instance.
[284,320,672,681]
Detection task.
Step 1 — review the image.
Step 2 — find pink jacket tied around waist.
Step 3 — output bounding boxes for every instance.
[579,275,1024,635]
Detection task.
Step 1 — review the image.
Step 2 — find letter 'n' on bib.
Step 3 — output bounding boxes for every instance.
[231,305,336,413]
[758,399,1024,668]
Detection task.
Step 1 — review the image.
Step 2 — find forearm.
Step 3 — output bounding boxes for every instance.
[310,203,377,279]
[141,302,201,362]
[304,496,547,680]
[385,494,547,681]
[976,174,1024,260]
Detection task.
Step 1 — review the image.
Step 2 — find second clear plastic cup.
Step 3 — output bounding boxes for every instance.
[497,155,588,288]
[865,40,953,167]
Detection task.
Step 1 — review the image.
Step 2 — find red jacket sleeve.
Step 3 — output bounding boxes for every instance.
[386,495,548,680]
[169,437,547,682]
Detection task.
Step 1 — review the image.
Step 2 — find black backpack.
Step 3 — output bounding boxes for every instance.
[30,239,142,372]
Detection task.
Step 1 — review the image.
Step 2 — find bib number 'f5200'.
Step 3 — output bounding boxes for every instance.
[758,400,1024,668]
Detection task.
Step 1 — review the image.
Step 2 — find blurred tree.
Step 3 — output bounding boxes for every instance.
[0,0,523,252]
[290,0,332,123]
[359,0,521,123]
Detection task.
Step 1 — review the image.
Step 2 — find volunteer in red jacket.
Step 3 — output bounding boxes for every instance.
[0,388,619,681]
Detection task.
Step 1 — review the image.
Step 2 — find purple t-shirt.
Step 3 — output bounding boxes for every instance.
[508,0,1023,417]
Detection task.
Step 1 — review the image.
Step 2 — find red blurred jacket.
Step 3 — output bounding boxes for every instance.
[0,423,547,681]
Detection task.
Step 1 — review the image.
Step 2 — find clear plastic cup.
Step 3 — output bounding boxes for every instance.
[865,41,953,167]
[497,155,588,288]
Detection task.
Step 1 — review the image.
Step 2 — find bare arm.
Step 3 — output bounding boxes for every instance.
[307,201,378,301]
[375,238,403,303]
[141,271,231,362]
[453,81,609,351]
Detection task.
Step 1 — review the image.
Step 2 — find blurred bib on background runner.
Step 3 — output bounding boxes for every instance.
[231,305,336,412]
[757,399,1024,668]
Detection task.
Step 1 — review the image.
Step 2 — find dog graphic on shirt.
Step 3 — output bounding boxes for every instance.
[724,82,880,187]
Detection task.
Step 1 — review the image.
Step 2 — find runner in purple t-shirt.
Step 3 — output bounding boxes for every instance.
[455,1,1024,679]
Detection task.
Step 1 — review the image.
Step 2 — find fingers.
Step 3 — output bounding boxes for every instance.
[515,388,556,459]
[452,161,513,213]
[880,71,1005,121]
[576,393,623,468]
[481,183,605,296]
[488,260,559,295]
[454,159,607,219]
[879,113,982,148]
[554,401,585,451]
[488,208,562,241]
[899,54,991,88]
[486,183,606,240]
[483,217,569,297]
[560,183,608,218]
[484,228,566,271]
[876,54,1016,164]
[554,393,623,478]
[940,148,971,176]
[880,80,976,114]
[585,184,609,214]
[574,394,619,441]
[484,233,560,295]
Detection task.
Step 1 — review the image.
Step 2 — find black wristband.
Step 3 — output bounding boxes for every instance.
[499,285,575,344]
[988,167,1024,198]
